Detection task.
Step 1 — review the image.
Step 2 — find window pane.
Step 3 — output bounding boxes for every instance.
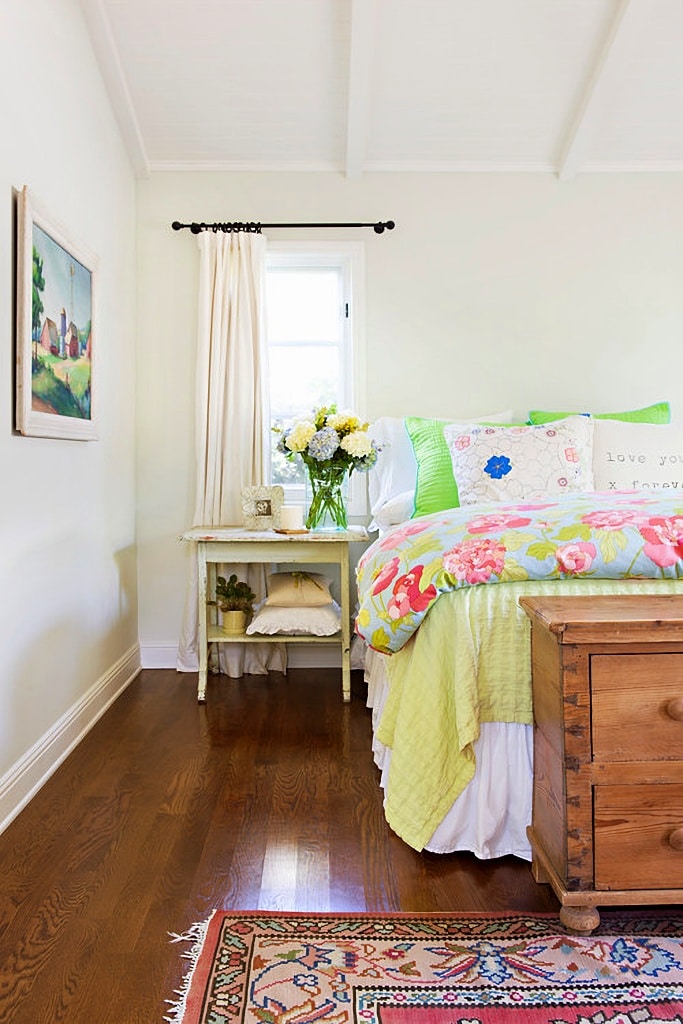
[266,248,357,504]
[272,445,307,487]
[270,345,339,424]
[267,269,341,343]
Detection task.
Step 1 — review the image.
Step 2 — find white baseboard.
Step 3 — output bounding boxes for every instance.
[140,641,343,670]
[140,642,179,668]
[0,644,141,836]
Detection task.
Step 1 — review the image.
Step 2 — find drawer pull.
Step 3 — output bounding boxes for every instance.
[668,828,683,851]
[665,698,683,721]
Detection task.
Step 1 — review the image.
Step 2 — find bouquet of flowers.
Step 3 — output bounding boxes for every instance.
[274,406,380,529]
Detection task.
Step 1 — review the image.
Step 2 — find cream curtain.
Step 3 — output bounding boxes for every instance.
[177,230,286,676]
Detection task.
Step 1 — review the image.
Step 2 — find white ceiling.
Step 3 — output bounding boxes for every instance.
[80,0,683,180]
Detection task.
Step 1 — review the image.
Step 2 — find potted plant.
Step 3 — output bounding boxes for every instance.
[210,573,256,635]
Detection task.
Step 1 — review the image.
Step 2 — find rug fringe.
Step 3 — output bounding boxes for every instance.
[164,912,215,1024]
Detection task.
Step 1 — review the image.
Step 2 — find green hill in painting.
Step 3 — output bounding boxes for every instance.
[32,358,86,419]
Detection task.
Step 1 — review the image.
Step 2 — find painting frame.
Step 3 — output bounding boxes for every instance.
[241,485,284,531]
[15,185,98,440]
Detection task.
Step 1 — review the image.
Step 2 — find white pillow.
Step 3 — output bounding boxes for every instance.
[444,415,594,505]
[370,490,415,534]
[593,420,683,492]
[368,417,417,518]
[368,410,513,526]
[246,600,341,636]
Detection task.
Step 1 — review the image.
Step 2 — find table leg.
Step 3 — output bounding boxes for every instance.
[340,543,351,702]
[197,544,208,703]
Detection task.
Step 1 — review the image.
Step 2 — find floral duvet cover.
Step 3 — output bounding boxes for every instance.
[356,490,683,655]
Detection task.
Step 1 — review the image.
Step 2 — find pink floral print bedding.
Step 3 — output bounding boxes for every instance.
[355,491,683,654]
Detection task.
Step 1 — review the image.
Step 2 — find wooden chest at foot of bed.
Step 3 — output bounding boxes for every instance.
[520,594,683,935]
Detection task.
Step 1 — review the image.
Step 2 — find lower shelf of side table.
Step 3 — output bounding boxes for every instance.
[208,628,342,644]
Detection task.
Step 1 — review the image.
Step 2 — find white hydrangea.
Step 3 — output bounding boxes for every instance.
[285,420,316,452]
[340,430,373,458]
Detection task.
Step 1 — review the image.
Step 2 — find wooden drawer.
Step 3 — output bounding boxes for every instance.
[594,783,683,889]
[591,653,683,762]
[524,596,683,933]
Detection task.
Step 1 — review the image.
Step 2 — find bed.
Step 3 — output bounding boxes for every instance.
[355,404,683,861]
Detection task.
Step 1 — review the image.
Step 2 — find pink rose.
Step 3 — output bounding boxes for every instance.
[443,537,506,584]
[378,520,430,551]
[581,510,641,531]
[387,591,411,619]
[639,516,683,567]
[556,542,596,574]
[467,512,532,534]
[372,556,400,595]
[386,565,437,619]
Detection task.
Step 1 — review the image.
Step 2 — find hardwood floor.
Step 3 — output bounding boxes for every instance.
[0,667,559,1023]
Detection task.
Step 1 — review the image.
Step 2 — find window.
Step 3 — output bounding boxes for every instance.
[265,242,366,514]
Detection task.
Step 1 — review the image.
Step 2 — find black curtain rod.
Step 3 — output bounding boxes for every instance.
[171,219,395,235]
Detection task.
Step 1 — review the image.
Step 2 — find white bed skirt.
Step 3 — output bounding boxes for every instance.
[365,648,533,861]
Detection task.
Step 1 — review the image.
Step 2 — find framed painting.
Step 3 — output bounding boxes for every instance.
[15,185,98,440]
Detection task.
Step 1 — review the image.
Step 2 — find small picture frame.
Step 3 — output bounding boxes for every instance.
[15,185,98,440]
[241,485,284,531]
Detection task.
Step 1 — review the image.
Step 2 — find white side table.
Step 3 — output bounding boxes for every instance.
[182,525,369,703]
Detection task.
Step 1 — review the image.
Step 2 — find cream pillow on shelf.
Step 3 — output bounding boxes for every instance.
[265,572,332,607]
[593,420,683,492]
[444,415,594,505]
[246,600,341,636]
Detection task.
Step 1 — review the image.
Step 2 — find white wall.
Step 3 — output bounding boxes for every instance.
[2,4,678,830]
[0,0,138,825]
[136,170,683,665]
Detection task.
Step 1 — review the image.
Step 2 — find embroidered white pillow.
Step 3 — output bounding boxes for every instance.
[444,416,594,505]
[246,600,341,636]
[593,420,683,492]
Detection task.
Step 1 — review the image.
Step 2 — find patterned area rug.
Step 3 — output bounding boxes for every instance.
[165,911,683,1024]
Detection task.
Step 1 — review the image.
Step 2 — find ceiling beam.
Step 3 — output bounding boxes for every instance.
[79,0,150,178]
[557,0,649,181]
[345,0,378,179]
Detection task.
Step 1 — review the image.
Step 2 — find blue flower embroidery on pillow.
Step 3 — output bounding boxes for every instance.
[485,454,512,479]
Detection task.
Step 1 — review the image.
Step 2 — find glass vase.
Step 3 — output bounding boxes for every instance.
[306,465,348,530]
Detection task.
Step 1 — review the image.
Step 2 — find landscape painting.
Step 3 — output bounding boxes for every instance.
[16,186,97,440]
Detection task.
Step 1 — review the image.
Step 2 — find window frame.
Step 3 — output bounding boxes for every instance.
[265,240,367,516]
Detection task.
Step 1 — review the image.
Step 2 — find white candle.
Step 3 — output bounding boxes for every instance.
[279,505,303,531]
